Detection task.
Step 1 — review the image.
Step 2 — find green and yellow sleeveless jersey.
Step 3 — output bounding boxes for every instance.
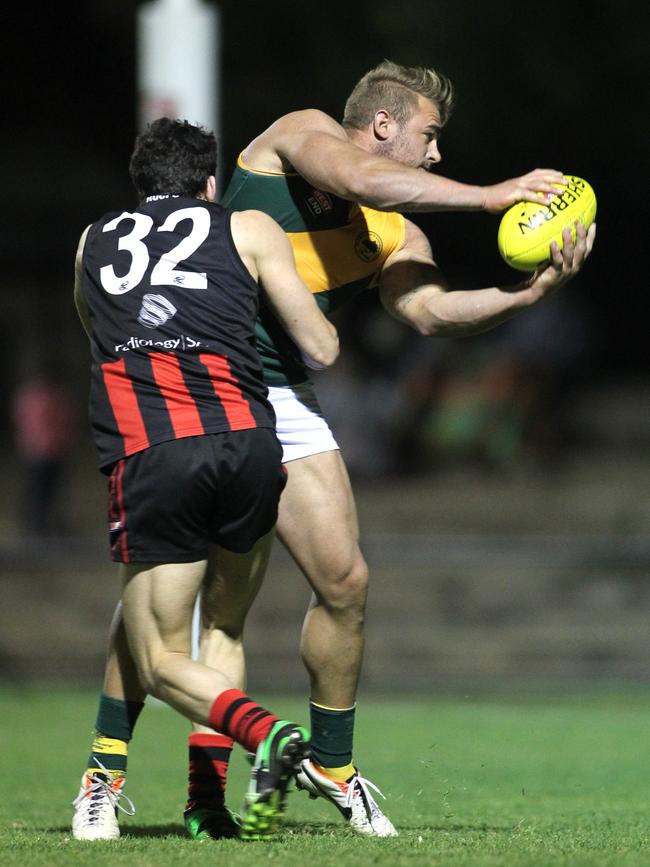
[222,154,406,386]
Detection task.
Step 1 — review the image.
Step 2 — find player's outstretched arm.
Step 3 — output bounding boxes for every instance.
[380,219,596,337]
[248,110,566,213]
[73,226,92,338]
[231,209,339,368]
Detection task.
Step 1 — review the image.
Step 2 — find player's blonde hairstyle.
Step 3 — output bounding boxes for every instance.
[343,60,454,130]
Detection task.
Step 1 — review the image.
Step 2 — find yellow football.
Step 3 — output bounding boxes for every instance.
[497,175,597,271]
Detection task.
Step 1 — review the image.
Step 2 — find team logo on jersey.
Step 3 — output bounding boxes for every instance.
[354,230,383,262]
[305,189,333,217]
[137,294,178,329]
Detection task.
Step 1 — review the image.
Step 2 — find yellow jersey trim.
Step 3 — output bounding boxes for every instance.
[237,152,299,178]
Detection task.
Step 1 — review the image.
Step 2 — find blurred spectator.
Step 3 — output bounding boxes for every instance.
[318,292,594,478]
[390,294,594,473]
[11,374,76,536]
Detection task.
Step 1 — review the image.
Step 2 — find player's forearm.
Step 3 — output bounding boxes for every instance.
[413,283,541,337]
[264,278,339,368]
[295,321,339,369]
[278,305,339,369]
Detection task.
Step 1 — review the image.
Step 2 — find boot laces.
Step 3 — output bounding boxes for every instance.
[345,772,386,815]
[72,758,136,821]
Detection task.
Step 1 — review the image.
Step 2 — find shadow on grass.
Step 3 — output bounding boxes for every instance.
[121,824,187,838]
[48,824,187,839]
[121,822,350,840]
[280,820,347,835]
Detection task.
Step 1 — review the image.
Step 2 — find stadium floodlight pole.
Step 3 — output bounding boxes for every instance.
[137,0,221,184]
[136,0,221,657]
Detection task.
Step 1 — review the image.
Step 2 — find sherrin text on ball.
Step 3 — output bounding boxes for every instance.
[497,176,597,271]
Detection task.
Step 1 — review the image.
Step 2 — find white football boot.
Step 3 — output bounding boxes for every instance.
[296,759,397,837]
[71,760,135,841]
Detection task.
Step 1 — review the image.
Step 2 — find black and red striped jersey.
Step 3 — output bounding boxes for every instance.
[80,195,275,470]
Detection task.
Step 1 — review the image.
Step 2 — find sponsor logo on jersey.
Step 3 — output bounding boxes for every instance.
[138,294,178,328]
[114,335,203,353]
[354,230,383,262]
[305,189,334,217]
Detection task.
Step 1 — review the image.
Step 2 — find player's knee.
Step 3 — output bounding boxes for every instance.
[134,650,180,698]
[319,554,368,616]
[347,557,369,609]
[134,661,158,696]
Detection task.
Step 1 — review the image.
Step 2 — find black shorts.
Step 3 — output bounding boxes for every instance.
[106,428,286,563]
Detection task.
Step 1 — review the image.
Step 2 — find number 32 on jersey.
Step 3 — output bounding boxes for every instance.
[99,207,210,295]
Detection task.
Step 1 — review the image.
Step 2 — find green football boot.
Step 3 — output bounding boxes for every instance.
[239,721,310,841]
[184,802,241,840]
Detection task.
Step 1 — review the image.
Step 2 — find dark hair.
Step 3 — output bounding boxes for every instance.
[129,117,217,199]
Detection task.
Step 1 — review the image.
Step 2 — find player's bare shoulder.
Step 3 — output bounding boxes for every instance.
[243,109,346,173]
[231,209,281,243]
[278,109,345,135]
[230,209,288,277]
[74,225,92,292]
[75,225,91,264]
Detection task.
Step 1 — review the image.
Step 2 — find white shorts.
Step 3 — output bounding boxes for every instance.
[268,382,339,464]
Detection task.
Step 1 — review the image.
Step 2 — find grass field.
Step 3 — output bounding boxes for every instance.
[2,687,650,866]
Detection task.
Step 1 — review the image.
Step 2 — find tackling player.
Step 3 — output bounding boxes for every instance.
[71,117,338,841]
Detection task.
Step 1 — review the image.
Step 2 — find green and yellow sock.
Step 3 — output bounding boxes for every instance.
[87,734,128,778]
[85,693,144,779]
[309,700,356,781]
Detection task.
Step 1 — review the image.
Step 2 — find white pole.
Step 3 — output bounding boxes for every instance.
[137,0,220,137]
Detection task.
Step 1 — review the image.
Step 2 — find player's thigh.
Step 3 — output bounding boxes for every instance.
[121,560,206,671]
[201,530,276,633]
[278,449,364,589]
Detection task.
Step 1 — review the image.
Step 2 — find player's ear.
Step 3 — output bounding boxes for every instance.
[205,175,217,202]
[372,109,393,141]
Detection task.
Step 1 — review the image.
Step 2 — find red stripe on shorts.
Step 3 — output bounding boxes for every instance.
[101,359,150,455]
[109,458,129,563]
[199,353,256,429]
[149,352,205,437]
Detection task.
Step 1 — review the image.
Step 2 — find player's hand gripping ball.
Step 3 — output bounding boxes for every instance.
[497,176,596,271]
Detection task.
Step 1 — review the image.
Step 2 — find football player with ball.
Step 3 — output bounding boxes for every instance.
[73,60,595,841]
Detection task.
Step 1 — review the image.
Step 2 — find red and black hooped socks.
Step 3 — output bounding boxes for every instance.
[186,732,233,809]
[208,689,279,755]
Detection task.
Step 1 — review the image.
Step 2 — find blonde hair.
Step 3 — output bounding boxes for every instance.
[343,60,454,130]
